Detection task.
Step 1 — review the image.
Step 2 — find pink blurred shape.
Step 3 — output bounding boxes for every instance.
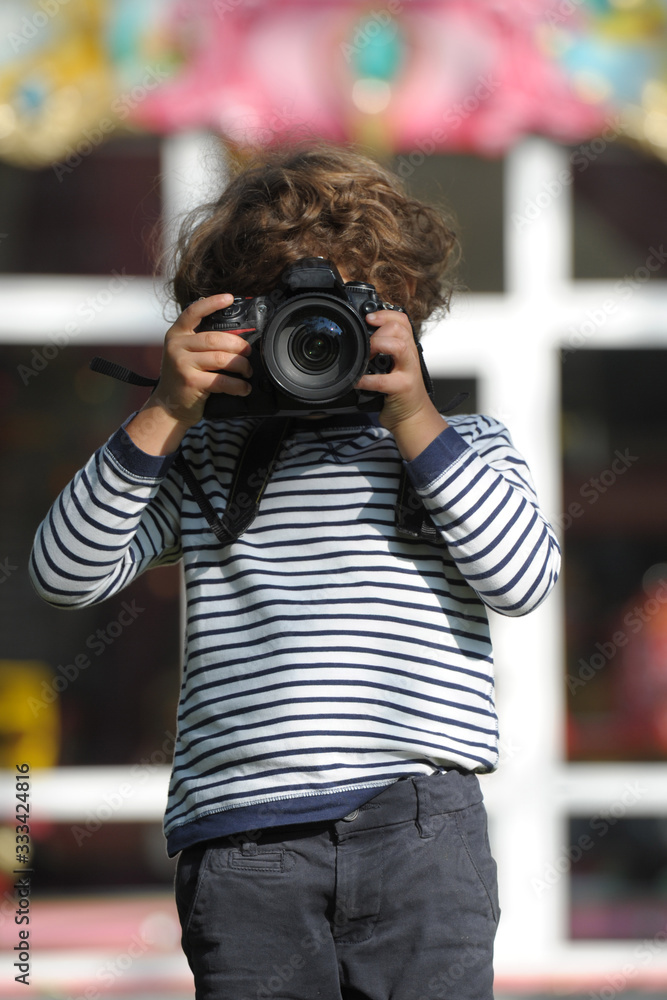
[130,0,609,151]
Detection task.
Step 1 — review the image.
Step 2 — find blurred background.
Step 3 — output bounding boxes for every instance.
[0,0,666,996]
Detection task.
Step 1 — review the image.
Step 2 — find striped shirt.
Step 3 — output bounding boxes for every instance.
[30,411,560,854]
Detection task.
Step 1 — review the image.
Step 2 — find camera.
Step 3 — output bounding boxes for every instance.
[198,257,401,418]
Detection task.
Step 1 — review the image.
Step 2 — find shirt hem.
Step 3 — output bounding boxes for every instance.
[165,779,400,856]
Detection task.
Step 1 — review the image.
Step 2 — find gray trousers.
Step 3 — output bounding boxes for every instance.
[175,769,499,1000]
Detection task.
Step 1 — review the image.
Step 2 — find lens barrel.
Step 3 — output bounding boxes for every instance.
[262,294,370,403]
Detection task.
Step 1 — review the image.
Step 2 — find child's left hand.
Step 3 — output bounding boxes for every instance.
[355,310,448,461]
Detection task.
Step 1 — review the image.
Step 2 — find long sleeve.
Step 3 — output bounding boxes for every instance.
[406,416,560,617]
[29,423,184,609]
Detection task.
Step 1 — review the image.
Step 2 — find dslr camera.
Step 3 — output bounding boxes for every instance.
[198,257,402,418]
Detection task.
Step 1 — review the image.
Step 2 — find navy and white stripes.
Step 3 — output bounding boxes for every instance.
[30,412,560,852]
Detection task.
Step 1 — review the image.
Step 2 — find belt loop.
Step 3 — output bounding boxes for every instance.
[413,776,435,839]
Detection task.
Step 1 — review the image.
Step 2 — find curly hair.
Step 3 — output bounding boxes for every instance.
[167,142,460,335]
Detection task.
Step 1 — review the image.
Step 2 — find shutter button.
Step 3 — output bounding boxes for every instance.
[342,808,359,821]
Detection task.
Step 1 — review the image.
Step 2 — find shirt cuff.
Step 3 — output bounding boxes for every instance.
[105,416,178,480]
[405,425,471,491]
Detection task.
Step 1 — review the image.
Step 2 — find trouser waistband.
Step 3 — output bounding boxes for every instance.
[334,769,483,839]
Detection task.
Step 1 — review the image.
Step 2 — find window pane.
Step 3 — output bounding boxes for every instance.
[431,376,477,416]
[572,143,667,282]
[0,136,162,276]
[31,821,175,894]
[391,153,505,293]
[569,816,667,939]
[0,344,180,768]
[561,348,667,762]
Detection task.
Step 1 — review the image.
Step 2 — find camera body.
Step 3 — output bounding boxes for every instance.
[198,257,400,419]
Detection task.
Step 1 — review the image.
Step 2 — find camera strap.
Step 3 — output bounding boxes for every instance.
[89,356,463,547]
[89,357,290,547]
[177,417,294,546]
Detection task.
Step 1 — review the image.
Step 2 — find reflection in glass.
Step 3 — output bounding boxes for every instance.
[569,816,667,940]
[562,349,667,761]
[0,345,180,769]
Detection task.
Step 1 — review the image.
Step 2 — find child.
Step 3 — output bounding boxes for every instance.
[31,143,560,999]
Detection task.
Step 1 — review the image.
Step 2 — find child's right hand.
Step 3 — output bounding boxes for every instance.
[125,295,253,456]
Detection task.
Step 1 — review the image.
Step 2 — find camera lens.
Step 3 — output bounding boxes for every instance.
[263,295,369,403]
[289,316,342,373]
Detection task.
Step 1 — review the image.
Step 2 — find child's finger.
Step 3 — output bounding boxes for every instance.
[173,294,235,333]
[189,349,253,379]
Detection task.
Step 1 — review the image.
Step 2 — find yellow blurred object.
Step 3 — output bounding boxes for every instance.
[0,660,60,768]
[0,0,117,168]
[621,78,667,162]
[597,0,666,41]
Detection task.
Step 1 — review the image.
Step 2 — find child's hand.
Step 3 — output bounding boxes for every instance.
[356,310,448,462]
[152,295,253,425]
[125,295,253,455]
